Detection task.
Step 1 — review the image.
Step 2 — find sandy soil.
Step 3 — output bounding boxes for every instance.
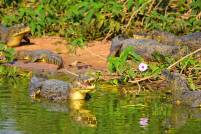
[11,36,111,77]
[4,36,175,90]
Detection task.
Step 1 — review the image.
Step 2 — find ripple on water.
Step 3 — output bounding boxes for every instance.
[0,130,23,134]
[1,78,201,134]
[0,119,24,134]
[0,88,12,99]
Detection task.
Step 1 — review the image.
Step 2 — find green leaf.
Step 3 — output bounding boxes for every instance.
[187,78,196,91]
[127,0,134,10]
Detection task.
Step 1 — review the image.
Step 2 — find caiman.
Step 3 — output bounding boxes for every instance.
[0,23,31,47]
[29,74,95,101]
[133,30,201,50]
[15,50,64,69]
[162,70,201,108]
[163,104,201,131]
[133,30,182,46]
[109,35,188,61]
[180,32,201,51]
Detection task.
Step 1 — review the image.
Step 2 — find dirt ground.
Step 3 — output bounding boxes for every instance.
[11,36,111,78]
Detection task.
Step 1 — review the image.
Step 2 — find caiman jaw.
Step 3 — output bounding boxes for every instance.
[74,76,96,89]
[69,89,88,100]
[79,89,92,93]
[13,27,31,37]
[78,79,95,89]
[30,89,41,98]
[24,56,30,60]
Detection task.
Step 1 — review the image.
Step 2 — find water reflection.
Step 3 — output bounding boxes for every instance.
[0,77,201,134]
[139,117,149,128]
[34,99,97,128]
[0,119,23,134]
[163,105,201,133]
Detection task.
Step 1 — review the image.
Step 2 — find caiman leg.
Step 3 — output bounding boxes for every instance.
[30,57,38,63]
[23,35,30,44]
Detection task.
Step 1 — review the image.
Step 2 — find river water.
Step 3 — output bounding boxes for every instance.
[0,77,201,134]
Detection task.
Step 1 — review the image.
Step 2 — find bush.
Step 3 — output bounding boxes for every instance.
[0,0,200,45]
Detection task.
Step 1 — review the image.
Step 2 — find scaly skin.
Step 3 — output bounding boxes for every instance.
[163,70,201,108]
[109,36,188,61]
[29,75,95,101]
[133,30,182,46]
[133,30,201,50]
[0,23,31,47]
[15,50,64,69]
[149,30,183,46]
[180,32,201,50]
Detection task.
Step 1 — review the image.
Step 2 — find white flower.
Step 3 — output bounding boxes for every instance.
[138,63,148,72]
[139,117,149,127]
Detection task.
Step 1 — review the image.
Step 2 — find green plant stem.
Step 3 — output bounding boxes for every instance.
[128,75,156,84]
[60,69,79,77]
[124,0,152,31]
[167,48,201,70]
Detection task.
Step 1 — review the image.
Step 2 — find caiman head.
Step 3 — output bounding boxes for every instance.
[29,76,46,98]
[15,50,32,60]
[7,24,31,47]
[108,35,127,58]
[69,73,96,100]
[162,70,190,104]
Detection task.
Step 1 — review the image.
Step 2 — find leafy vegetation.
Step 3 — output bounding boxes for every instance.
[0,43,29,77]
[108,46,201,88]
[0,2,201,133]
[0,0,200,45]
[0,42,15,63]
[0,0,200,87]
[0,66,21,77]
[0,42,16,76]
[108,47,169,77]
[108,46,142,77]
